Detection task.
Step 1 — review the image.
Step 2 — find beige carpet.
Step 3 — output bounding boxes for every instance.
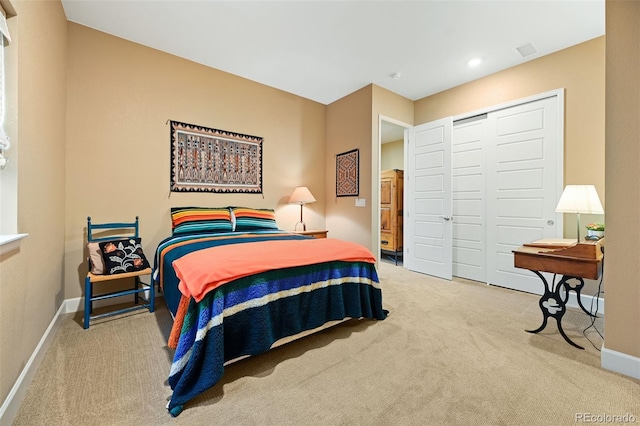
[12,262,639,425]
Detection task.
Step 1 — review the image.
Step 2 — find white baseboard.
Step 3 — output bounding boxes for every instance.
[566,292,604,315]
[601,346,640,380]
[0,300,68,425]
[0,290,162,425]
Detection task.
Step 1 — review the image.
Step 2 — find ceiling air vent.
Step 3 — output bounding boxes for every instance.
[516,42,537,58]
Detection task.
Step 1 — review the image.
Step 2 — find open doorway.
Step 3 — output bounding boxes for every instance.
[379,117,411,266]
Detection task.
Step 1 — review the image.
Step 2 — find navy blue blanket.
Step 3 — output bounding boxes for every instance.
[152,231,386,416]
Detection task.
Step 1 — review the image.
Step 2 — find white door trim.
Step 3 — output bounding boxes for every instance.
[375,115,412,264]
[454,89,564,121]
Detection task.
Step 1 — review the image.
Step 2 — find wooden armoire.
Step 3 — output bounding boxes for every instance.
[380,169,403,259]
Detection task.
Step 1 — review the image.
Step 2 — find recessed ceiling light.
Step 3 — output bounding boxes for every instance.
[390,72,401,80]
[467,58,482,68]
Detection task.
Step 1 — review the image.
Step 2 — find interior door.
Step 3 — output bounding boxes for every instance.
[485,96,561,294]
[452,117,487,282]
[405,117,453,280]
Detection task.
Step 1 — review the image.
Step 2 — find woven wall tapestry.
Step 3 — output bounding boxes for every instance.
[336,148,359,197]
[170,120,262,193]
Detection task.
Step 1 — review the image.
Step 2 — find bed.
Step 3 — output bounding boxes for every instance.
[152,207,387,416]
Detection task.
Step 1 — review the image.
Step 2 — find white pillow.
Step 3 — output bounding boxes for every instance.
[87,242,105,274]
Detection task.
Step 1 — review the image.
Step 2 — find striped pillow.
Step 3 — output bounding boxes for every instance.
[232,207,279,231]
[171,207,233,235]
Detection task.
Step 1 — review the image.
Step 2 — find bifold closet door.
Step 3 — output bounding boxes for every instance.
[407,94,562,293]
[485,96,561,294]
[452,118,487,283]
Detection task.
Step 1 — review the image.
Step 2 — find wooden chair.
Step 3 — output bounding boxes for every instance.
[84,216,154,329]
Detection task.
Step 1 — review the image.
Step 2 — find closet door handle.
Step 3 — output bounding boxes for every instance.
[440,216,452,221]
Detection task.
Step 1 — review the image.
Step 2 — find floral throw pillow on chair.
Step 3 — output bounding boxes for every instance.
[98,238,150,275]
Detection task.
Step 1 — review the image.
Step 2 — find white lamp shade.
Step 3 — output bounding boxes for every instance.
[555,185,604,214]
[288,186,316,205]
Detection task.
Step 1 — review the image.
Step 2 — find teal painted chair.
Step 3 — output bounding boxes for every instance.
[84,216,154,329]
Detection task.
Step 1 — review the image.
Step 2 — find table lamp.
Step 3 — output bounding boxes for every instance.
[555,185,604,242]
[288,186,316,231]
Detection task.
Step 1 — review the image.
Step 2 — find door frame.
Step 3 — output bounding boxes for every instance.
[404,88,565,280]
[374,115,412,265]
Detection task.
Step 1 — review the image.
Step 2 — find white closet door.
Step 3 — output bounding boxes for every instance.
[485,96,561,294]
[405,117,453,280]
[452,118,487,282]
[405,93,562,290]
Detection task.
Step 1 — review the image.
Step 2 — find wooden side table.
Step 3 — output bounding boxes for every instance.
[513,238,604,349]
[293,230,328,239]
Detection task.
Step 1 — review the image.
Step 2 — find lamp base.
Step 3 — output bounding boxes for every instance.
[294,221,307,231]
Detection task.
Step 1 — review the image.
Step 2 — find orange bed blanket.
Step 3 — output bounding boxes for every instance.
[172,237,376,303]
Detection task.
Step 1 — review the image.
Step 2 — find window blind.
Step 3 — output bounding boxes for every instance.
[0,6,10,166]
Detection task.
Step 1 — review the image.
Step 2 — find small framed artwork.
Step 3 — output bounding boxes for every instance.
[336,148,359,197]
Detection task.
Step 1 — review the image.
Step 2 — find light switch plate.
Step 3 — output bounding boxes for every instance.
[355,198,366,207]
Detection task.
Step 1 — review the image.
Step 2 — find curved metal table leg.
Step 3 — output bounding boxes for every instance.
[526,271,555,333]
[562,276,597,317]
[554,317,584,349]
[526,271,584,349]
[526,316,549,334]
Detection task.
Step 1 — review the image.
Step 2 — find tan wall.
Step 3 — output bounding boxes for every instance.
[381,140,404,171]
[414,37,606,238]
[371,85,413,255]
[325,85,373,249]
[325,84,412,252]
[0,0,67,406]
[604,0,640,359]
[64,23,327,301]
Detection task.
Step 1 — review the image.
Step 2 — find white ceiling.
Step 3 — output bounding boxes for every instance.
[61,0,604,107]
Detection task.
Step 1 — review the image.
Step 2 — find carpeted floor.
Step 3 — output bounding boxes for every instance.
[12,262,639,425]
